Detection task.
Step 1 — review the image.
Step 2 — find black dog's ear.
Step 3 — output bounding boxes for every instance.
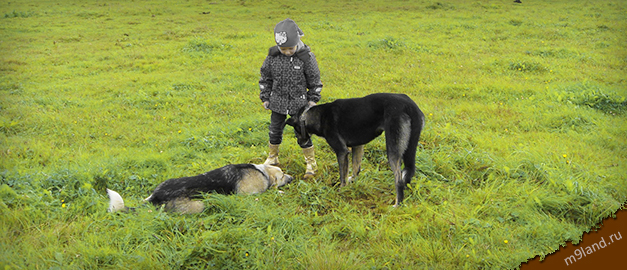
[285,117,297,127]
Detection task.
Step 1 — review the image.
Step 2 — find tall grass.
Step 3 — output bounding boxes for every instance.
[1,0,626,269]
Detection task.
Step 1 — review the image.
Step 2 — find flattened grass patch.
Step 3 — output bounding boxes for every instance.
[183,38,233,55]
[508,61,548,73]
[555,83,627,115]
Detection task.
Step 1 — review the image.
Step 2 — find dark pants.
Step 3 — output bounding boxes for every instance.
[269,111,312,148]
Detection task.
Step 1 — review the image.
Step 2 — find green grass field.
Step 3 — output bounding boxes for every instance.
[1,0,626,269]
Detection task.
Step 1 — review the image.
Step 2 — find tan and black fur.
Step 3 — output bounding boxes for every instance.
[107,164,293,214]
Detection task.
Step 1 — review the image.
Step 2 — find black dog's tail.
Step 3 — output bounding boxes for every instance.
[401,106,426,186]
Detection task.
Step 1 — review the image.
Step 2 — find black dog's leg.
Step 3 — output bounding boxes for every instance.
[327,138,351,187]
[402,132,420,188]
[386,136,405,207]
[391,158,405,207]
[348,145,364,184]
[336,149,350,186]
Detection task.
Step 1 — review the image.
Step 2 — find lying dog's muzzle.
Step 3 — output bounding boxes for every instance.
[277,174,293,187]
[285,174,294,183]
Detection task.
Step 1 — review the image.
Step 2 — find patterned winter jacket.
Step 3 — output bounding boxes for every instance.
[259,43,323,115]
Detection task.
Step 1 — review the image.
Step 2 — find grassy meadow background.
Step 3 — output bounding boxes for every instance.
[1,0,626,268]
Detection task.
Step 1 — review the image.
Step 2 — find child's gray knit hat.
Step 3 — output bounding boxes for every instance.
[274,18,304,47]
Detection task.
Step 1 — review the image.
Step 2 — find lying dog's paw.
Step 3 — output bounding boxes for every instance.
[347,176,355,184]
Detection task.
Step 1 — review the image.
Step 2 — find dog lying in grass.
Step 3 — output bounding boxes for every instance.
[107,164,293,214]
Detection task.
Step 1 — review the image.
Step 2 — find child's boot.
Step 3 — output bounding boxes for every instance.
[302,146,317,179]
[264,143,280,166]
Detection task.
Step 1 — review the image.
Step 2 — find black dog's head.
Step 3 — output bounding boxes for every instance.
[285,105,313,146]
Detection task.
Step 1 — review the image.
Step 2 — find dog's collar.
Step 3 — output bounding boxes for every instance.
[299,105,312,138]
[253,164,270,181]
[300,105,312,121]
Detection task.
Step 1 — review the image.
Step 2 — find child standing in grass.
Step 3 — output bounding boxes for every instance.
[259,18,323,179]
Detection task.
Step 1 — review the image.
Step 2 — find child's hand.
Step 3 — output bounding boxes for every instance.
[263,101,270,110]
[308,101,317,107]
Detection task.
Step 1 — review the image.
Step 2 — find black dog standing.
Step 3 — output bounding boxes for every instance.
[286,93,425,207]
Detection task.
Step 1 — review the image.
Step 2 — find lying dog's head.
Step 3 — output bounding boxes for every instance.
[261,164,294,187]
[285,105,313,146]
